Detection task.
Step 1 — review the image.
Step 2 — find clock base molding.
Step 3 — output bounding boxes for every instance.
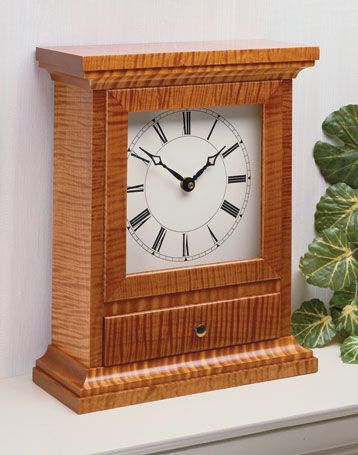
[33,336,317,414]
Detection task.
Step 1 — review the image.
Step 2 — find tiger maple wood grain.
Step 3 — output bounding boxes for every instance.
[34,335,317,413]
[52,83,105,367]
[104,294,281,365]
[281,79,293,335]
[106,280,280,315]
[105,81,283,302]
[36,40,319,90]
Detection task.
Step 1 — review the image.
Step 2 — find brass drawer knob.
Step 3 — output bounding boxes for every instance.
[195,323,207,337]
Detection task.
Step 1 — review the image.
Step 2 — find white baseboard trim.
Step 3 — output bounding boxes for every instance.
[308,443,358,455]
[109,414,358,455]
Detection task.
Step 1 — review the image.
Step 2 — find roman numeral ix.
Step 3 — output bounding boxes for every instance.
[129,208,151,231]
[152,121,168,144]
[129,149,150,165]
[221,200,240,218]
[127,184,144,193]
[228,175,246,184]
[152,227,167,253]
[183,111,191,135]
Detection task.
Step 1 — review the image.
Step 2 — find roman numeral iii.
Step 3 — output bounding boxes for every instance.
[129,208,151,231]
[228,175,246,183]
[183,111,191,135]
[152,227,167,253]
[221,200,240,218]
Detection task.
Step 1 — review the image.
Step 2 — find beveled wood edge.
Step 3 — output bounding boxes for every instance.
[104,291,280,319]
[39,60,317,90]
[35,335,316,400]
[36,41,319,91]
[105,278,281,315]
[36,42,320,69]
[33,353,318,414]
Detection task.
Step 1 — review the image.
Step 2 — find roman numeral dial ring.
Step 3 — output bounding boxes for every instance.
[126,107,251,263]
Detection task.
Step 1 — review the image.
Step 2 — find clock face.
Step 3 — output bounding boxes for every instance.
[126,105,261,274]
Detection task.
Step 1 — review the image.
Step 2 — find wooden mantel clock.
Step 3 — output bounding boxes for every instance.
[34,40,319,414]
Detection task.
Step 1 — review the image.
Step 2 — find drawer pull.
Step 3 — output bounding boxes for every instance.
[195,323,207,338]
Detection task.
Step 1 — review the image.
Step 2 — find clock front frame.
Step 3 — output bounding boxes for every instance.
[105,80,284,302]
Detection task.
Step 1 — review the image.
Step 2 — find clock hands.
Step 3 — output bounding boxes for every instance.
[192,146,226,181]
[137,145,226,193]
[139,147,184,182]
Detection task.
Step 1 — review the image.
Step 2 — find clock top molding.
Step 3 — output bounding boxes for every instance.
[36,39,319,90]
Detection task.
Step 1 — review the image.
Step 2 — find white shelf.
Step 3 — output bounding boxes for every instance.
[1,344,358,455]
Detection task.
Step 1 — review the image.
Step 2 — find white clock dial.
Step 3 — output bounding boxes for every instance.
[126,105,261,274]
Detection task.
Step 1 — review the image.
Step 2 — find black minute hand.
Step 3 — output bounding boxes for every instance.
[139,147,184,182]
[193,146,226,181]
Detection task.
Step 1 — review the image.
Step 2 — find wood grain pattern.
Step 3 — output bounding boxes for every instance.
[33,335,317,413]
[105,81,282,302]
[106,279,280,315]
[104,293,280,365]
[52,83,105,367]
[280,79,293,335]
[36,40,319,90]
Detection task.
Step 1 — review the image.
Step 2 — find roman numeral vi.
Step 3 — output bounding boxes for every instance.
[182,233,189,258]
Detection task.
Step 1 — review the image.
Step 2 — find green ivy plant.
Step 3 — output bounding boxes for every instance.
[292,105,358,364]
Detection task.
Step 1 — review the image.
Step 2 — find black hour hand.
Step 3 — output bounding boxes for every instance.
[139,147,184,182]
[193,146,226,181]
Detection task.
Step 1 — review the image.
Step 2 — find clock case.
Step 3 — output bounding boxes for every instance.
[34,41,320,414]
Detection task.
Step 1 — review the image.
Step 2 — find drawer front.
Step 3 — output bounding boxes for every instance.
[104,293,281,366]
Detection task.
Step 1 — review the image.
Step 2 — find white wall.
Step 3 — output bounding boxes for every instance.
[0,0,357,379]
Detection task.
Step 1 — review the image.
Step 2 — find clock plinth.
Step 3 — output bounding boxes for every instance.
[34,41,319,413]
[34,336,316,414]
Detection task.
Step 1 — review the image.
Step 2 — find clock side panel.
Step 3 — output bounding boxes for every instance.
[51,82,106,367]
[280,79,293,335]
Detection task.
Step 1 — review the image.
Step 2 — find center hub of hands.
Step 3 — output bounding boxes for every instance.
[181,177,195,192]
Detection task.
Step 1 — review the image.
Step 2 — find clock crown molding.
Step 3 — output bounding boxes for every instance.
[36,39,319,90]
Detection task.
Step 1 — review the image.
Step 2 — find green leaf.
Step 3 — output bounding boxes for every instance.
[329,281,358,309]
[332,301,358,336]
[315,183,358,233]
[340,335,358,364]
[313,104,358,188]
[292,299,336,348]
[300,227,358,290]
[331,308,350,339]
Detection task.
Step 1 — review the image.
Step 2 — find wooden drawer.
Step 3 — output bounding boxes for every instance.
[103,293,281,366]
